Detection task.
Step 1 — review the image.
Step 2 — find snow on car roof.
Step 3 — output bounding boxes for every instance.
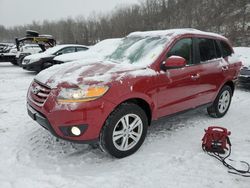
[129,28,227,40]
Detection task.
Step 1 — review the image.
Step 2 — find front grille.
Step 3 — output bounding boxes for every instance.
[29,81,51,106]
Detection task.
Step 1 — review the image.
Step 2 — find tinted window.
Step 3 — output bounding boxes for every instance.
[56,47,76,55]
[214,41,221,58]
[167,38,193,65]
[76,47,88,52]
[220,41,232,57]
[198,38,216,62]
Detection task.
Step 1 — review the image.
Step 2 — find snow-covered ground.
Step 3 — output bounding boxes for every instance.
[0,62,250,188]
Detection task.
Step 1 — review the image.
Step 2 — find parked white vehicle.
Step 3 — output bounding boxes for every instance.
[17,44,41,56]
[15,44,43,66]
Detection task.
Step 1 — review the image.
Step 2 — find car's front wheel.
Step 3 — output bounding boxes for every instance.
[100,103,148,158]
[207,85,232,118]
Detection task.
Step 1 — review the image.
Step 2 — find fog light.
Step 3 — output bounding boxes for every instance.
[71,126,81,136]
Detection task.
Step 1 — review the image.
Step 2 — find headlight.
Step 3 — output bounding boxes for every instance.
[22,59,30,65]
[57,86,109,103]
[28,58,40,64]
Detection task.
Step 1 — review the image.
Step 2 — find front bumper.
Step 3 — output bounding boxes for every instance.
[22,61,42,72]
[27,79,117,142]
[27,103,98,143]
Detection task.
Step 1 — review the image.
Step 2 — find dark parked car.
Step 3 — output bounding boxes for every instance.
[238,67,250,86]
[234,47,250,87]
[27,29,241,158]
[22,44,89,72]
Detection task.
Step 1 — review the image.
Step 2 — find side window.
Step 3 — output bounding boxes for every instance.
[56,47,76,55]
[197,38,216,62]
[76,47,88,52]
[167,38,193,65]
[214,40,221,58]
[220,41,232,58]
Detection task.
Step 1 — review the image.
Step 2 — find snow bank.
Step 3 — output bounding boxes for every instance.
[233,47,250,67]
[54,38,122,62]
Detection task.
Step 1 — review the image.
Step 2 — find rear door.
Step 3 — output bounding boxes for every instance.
[219,40,240,80]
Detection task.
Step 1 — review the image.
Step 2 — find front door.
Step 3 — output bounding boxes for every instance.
[156,38,203,117]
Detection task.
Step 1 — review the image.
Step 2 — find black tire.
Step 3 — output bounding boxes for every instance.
[100,103,148,158]
[207,85,232,118]
[17,56,25,67]
[10,60,18,66]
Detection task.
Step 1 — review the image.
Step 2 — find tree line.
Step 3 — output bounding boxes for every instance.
[0,0,249,46]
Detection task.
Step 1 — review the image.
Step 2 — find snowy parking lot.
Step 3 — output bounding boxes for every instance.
[0,62,250,188]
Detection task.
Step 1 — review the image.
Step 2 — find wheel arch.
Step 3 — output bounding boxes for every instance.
[121,98,152,126]
[223,80,235,95]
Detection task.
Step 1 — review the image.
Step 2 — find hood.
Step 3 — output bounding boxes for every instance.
[24,52,54,60]
[35,60,156,88]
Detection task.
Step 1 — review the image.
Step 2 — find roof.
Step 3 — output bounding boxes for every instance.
[128,28,227,40]
[56,44,89,48]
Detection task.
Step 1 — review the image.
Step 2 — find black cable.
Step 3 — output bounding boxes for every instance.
[203,145,250,177]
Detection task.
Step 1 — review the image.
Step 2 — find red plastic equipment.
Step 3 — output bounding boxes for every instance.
[202,126,231,154]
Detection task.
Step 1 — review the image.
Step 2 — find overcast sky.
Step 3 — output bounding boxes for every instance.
[0,0,139,27]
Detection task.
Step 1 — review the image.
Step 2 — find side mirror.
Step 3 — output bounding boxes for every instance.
[56,52,63,56]
[161,56,187,71]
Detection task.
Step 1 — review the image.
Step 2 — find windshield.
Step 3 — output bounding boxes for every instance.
[107,36,168,65]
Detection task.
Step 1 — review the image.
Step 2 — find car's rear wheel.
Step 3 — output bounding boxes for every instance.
[207,85,232,118]
[100,103,148,158]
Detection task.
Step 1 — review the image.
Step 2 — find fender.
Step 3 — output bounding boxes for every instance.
[104,90,158,120]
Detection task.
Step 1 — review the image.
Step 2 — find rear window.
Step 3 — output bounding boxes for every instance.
[220,41,232,57]
[197,38,217,62]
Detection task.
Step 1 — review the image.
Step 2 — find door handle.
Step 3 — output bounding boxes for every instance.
[222,66,229,71]
[191,73,200,80]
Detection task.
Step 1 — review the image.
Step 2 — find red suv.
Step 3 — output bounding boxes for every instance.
[27,29,241,158]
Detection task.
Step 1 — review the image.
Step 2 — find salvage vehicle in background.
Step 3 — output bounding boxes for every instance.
[27,29,242,158]
[0,43,17,65]
[0,30,56,65]
[16,44,42,66]
[22,44,89,72]
[0,43,14,53]
[53,38,122,64]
